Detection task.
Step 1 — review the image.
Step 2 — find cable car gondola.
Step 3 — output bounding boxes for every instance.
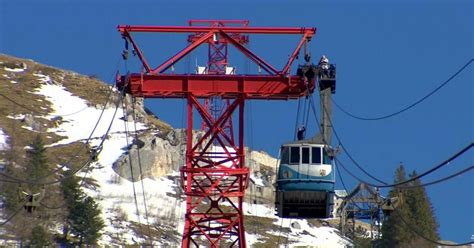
[275,62,336,218]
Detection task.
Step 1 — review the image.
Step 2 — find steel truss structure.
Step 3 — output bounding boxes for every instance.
[116,20,317,247]
[188,20,250,145]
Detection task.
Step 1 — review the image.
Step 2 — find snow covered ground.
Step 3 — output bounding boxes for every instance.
[31,77,350,247]
[34,82,146,146]
[0,128,8,150]
[2,62,27,72]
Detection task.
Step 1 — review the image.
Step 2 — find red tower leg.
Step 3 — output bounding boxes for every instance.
[181,94,248,247]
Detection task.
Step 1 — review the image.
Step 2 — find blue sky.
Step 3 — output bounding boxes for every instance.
[1,0,473,243]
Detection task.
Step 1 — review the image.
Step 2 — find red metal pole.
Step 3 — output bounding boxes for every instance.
[182,93,194,248]
[282,33,310,74]
[122,32,153,73]
[238,95,246,246]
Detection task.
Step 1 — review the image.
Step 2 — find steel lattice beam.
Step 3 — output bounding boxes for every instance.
[181,94,248,247]
[188,20,247,146]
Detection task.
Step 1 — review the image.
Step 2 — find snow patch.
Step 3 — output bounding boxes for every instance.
[9,80,18,84]
[3,63,27,72]
[6,114,25,120]
[33,73,51,83]
[251,174,265,187]
[21,126,37,132]
[0,129,8,150]
[34,83,146,146]
[85,133,185,246]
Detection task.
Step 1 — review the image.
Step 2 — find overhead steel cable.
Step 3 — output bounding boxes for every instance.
[0,86,116,184]
[36,78,128,209]
[0,199,27,226]
[121,53,146,242]
[332,59,473,121]
[338,171,474,246]
[0,81,124,186]
[0,58,122,185]
[309,94,388,185]
[393,209,474,247]
[335,147,474,189]
[0,90,121,186]
[377,143,473,188]
[398,165,473,189]
[0,93,89,117]
[310,91,474,189]
[131,97,153,241]
[335,160,365,211]
[293,98,301,140]
[121,95,145,241]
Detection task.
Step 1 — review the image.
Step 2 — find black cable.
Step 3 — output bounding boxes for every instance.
[391,165,473,189]
[394,209,474,247]
[131,97,153,240]
[275,217,285,247]
[294,98,301,140]
[285,218,292,247]
[334,142,473,189]
[0,93,89,117]
[338,165,474,246]
[318,93,474,189]
[0,58,122,185]
[301,96,308,132]
[332,59,473,121]
[382,143,473,188]
[0,85,119,185]
[310,94,388,185]
[336,160,350,194]
[304,96,310,136]
[35,76,127,208]
[335,161,366,211]
[0,200,27,226]
[0,73,124,186]
[121,94,144,240]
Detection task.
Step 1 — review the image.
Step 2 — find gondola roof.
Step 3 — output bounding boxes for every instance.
[281,133,327,146]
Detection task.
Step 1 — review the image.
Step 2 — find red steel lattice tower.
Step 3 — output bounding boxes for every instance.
[116,21,316,247]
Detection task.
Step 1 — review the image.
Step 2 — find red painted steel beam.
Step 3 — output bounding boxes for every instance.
[188,20,250,26]
[117,74,315,99]
[152,31,214,74]
[122,31,153,73]
[118,25,316,35]
[219,31,279,75]
[282,33,311,74]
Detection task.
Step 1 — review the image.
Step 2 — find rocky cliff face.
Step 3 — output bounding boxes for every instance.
[112,124,279,204]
